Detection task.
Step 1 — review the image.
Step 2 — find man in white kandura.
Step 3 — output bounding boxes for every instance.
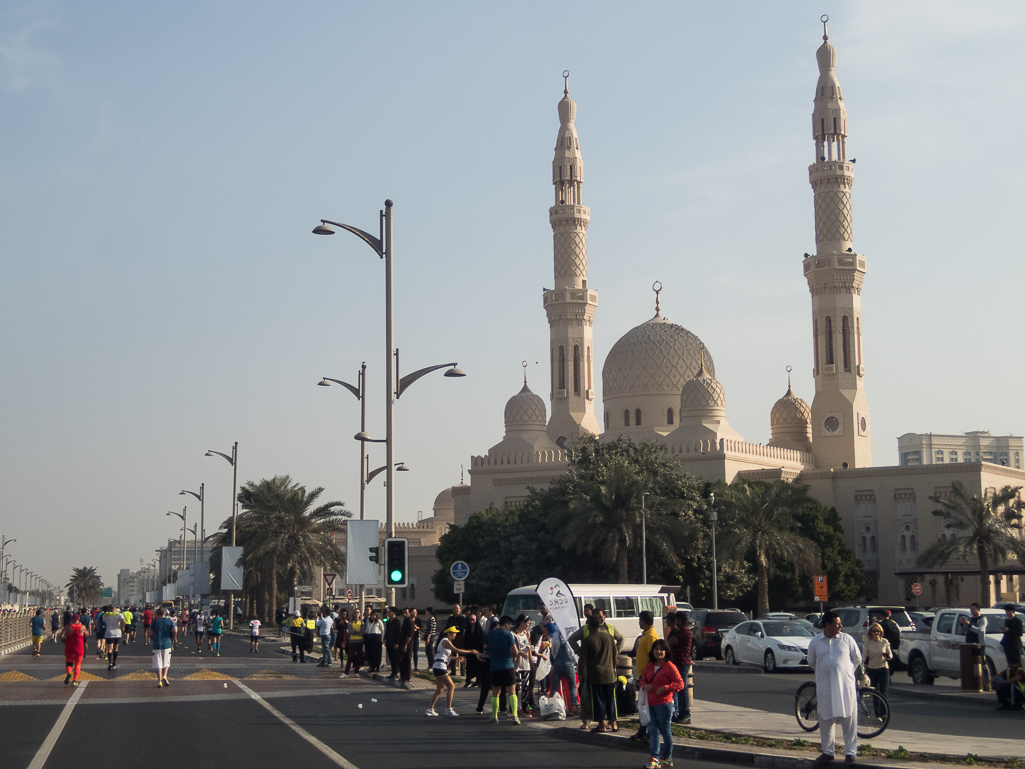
[807,609,863,766]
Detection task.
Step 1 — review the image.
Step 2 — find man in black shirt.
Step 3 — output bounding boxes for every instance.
[880,611,901,653]
[1001,605,1024,666]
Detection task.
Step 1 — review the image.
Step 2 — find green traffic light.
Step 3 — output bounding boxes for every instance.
[390,570,403,582]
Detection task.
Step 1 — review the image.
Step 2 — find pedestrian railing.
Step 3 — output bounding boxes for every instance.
[0,611,32,650]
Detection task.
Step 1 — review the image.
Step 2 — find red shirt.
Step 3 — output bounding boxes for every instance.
[64,623,86,658]
[143,610,154,625]
[639,661,685,706]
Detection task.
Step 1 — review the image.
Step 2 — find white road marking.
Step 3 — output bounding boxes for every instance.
[234,681,361,769]
[27,680,87,769]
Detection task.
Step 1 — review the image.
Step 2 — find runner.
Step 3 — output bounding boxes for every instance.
[49,609,60,642]
[425,625,480,718]
[94,609,106,659]
[168,608,179,651]
[483,615,522,724]
[208,609,224,656]
[30,609,46,657]
[141,605,154,645]
[249,614,261,653]
[123,606,134,643]
[149,607,177,687]
[79,609,92,657]
[194,609,206,653]
[103,605,125,670]
[61,613,87,686]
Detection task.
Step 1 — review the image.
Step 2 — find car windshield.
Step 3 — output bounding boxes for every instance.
[707,612,748,628]
[763,622,813,638]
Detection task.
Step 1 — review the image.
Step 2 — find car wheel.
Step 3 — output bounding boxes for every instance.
[909,656,934,685]
[724,646,737,666]
[763,650,777,673]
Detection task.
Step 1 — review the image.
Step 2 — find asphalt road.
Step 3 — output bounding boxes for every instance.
[2,680,734,769]
[693,661,1019,739]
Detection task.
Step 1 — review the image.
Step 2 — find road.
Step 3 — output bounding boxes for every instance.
[693,661,1016,739]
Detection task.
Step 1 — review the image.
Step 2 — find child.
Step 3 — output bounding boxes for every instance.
[249,614,261,653]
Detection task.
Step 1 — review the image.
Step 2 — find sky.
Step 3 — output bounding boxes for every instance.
[3,1,1025,593]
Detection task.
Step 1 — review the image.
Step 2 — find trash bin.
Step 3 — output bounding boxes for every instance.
[960,643,984,692]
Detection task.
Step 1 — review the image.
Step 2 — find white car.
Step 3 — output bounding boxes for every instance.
[721,619,814,672]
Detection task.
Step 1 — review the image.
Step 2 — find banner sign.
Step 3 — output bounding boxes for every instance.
[220,546,244,591]
[536,577,579,662]
[346,520,380,585]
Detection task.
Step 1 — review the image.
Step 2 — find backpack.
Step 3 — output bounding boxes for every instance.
[616,679,638,716]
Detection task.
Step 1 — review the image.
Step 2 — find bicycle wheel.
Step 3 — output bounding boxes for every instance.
[795,681,819,732]
[856,688,890,738]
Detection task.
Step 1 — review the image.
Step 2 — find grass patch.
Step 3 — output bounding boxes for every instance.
[729,736,753,745]
[763,739,785,748]
[858,744,873,755]
[791,739,811,748]
[966,755,979,766]
[886,746,911,760]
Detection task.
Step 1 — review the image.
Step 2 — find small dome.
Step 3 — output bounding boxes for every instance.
[504,383,546,427]
[603,312,714,400]
[433,487,456,515]
[816,38,836,71]
[771,386,812,428]
[680,360,725,412]
[558,93,576,123]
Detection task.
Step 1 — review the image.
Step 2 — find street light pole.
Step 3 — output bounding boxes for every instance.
[0,537,14,584]
[709,492,719,611]
[641,492,649,585]
[206,442,238,628]
[180,484,205,563]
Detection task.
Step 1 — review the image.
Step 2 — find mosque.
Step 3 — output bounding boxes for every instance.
[402,22,1025,609]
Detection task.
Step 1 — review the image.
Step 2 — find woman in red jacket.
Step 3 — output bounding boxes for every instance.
[639,639,685,768]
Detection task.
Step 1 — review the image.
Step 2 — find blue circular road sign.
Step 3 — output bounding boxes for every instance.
[450,561,470,580]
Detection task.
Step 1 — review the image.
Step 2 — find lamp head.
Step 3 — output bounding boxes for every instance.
[444,366,466,378]
[354,431,374,442]
[204,451,214,457]
[396,463,409,472]
[312,223,336,235]
[317,379,332,387]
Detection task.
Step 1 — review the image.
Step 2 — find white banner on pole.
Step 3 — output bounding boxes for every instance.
[346,520,380,585]
[220,546,244,591]
[536,577,579,662]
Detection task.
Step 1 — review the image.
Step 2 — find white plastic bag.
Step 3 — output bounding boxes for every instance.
[539,691,567,720]
[535,655,552,682]
[637,688,650,726]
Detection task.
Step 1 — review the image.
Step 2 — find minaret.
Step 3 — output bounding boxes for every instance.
[803,17,871,469]
[543,72,600,446]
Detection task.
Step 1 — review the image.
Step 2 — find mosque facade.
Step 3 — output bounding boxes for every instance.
[422,24,1025,608]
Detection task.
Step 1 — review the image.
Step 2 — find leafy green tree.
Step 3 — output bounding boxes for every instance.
[66,567,102,606]
[717,480,822,617]
[919,481,1025,607]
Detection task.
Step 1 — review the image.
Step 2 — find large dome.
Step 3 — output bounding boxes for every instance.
[603,312,714,399]
[504,383,546,427]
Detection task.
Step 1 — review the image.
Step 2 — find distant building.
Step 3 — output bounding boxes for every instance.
[898,431,1022,469]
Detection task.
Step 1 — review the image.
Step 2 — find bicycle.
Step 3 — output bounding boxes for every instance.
[794,681,891,738]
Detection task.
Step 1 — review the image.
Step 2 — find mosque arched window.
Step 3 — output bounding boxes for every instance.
[825,317,834,365]
[573,345,581,395]
[558,346,566,391]
[841,316,851,372]
[635,409,642,426]
[623,410,630,427]
[813,319,820,375]
[667,408,674,426]
[899,535,907,552]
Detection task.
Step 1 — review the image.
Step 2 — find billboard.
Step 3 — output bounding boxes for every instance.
[345,520,380,586]
[220,546,244,591]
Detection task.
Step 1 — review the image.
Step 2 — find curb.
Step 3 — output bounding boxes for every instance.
[695,662,764,676]
[0,641,31,657]
[551,725,920,769]
[886,685,995,709]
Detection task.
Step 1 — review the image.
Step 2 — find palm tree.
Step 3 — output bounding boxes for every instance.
[229,475,349,619]
[919,481,1025,607]
[717,481,821,618]
[66,567,102,606]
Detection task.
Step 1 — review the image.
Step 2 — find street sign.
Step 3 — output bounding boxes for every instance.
[813,574,828,601]
[324,573,336,596]
[346,589,352,599]
[100,587,113,598]
[453,579,465,593]
[911,582,923,596]
[450,561,470,580]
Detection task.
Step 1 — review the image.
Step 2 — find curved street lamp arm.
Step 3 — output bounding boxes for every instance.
[320,377,361,400]
[318,219,384,257]
[167,511,186,521]
[206,450,234,466]
[180,489,202,501]
[397,362,459,399]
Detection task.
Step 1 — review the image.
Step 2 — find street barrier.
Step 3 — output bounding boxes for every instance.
[0,610,32,651]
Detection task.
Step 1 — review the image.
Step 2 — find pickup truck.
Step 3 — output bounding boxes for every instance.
[898,607,1009,685]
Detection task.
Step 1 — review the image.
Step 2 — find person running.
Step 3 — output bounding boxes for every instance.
[482,615,522,724]
[79,609,92,657]
[426,625,479,717]
[50,609,60,642]
[61,613,87,686]
[194,609,206,653]
[149,607,177,687]
[141,605,154,645]
[30,609,46,657]
[103,605,125,670]
[122,607,134,643]
[249,614,261,653]
[208,609,224,656]
[168,609,179,651]
[94,609,107,660]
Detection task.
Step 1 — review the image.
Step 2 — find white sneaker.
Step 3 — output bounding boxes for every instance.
[444,708,459,717]
[425,708,439,717]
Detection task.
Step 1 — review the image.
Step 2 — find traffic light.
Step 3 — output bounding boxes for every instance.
[368,546,380,564]
[384,537,408,588]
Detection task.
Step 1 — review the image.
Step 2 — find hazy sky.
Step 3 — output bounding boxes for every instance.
[3,2,1024,592]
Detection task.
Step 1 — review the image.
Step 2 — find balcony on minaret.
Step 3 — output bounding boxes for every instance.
[543,288,599,310]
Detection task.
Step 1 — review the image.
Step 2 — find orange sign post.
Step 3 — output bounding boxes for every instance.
[813,574,828,607]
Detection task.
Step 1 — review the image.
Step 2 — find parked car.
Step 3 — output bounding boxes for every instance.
[804,613,823,628]
[832,605,917,644]
[899,607,1009,684]
[757,612,797,620]
[689,609,749,660]
[908,611,935,631]
[721,619,814,672]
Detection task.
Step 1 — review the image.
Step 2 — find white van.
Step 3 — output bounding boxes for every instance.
[500,583,679,639]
